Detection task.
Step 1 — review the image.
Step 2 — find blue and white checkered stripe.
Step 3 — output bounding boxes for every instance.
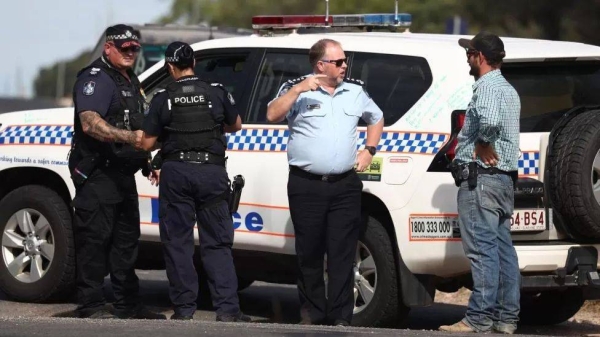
[0,125,449,155]
[518,151,539,176]
[0,125,73,145]
[357,131,447,154]
[227,128,290,151]
[227,129,448,154]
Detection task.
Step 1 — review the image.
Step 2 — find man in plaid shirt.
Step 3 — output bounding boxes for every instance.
[440,31,521,335]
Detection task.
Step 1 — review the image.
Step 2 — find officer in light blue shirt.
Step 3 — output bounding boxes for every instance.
[266,38,384,327]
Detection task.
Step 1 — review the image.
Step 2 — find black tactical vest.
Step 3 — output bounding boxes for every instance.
[71,57,148,161]
[161,78,224,156]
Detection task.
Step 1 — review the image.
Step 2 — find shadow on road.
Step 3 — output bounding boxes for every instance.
[2,271,600,336]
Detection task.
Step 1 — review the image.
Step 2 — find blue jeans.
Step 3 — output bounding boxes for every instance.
[457,174,520,333]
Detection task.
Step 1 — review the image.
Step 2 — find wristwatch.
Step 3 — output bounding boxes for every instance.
[364,146,377,156]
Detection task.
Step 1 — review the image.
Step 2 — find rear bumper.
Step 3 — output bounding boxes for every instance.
[517,245,600,293]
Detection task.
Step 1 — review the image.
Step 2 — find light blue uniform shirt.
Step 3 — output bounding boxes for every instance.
[269,74,383,175]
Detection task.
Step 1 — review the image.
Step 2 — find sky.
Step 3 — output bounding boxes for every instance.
[0,0,173,98]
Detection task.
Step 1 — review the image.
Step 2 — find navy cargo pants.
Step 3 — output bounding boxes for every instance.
[159,161,240,318]
[71,168,141,317]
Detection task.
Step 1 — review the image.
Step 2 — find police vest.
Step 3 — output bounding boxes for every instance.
[161,79,224,156]
[71,57,148,171]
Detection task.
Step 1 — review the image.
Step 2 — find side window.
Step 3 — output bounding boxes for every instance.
[503,63,600,132]
[144,52,251,107]
[194,55,249,95]
[349,52,433,126]
[247,51,313,123]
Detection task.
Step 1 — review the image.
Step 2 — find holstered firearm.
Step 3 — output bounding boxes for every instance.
[228,175,245,214]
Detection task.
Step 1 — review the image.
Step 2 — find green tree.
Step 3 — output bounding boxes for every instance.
[159,0,461,33]
[457,0,600,46]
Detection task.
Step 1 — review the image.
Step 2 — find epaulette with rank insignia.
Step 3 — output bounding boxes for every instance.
[278,76,307,96]
[343,77,365,86]
[284,76,307,87]
[88,67,102,77]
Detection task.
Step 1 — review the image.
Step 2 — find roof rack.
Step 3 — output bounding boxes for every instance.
[251,0,411,36]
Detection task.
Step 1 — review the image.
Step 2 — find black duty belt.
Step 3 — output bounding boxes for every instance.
[289,165,353,183]
[164,151,226,166]
[477,166,513,176]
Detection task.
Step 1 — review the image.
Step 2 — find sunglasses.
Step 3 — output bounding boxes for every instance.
[112,44,141,53]
[466,48,479,58]
[320,57,348,67]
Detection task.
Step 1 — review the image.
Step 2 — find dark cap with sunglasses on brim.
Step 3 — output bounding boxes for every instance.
[164,41,195,68]
[458,31,506,63]
[105,24,141,50]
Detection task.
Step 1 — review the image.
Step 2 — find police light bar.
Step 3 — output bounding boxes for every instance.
[252,0,410,31]
[252,13,412,30]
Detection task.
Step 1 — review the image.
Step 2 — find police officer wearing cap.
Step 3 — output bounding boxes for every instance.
[440,31,521,334]
[68,24,165,319]
[267,38,384,326]
[140,41,249,322]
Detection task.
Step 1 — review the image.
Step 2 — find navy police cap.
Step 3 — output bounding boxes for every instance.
[165,41,194,68]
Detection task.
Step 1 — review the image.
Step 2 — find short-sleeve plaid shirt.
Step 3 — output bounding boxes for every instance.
[454,69,521,172]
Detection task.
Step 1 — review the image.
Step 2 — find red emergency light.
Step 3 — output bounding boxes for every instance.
[252,15,333,30]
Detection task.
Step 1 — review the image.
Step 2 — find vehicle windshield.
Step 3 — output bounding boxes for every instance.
[132,43,169,75]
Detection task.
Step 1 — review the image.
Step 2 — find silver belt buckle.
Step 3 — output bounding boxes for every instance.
[321,175,329,181]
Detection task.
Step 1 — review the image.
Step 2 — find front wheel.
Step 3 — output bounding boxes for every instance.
[334,215,409,327]
[0,185,75,302]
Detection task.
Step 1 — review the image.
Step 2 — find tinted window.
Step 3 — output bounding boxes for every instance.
[247,51,312,123]
[503,63,600,132]
[145,53,250,104]
[349,52,433,125]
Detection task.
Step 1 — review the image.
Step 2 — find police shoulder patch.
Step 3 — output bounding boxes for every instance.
[343,77,365,86]
[210,83,235,105]
[227,92,236,105]
[83,81,96,96]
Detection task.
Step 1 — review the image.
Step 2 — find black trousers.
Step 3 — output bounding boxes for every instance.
[71,168,141,317]
[287,168,363,325]
[159,161,240,318]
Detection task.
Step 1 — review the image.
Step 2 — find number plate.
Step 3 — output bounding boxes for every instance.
[510,209,547,232]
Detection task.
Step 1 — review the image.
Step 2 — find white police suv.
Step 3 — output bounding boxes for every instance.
[2,8,600,328]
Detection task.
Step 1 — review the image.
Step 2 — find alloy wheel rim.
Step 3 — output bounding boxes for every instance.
[2,209,55,283]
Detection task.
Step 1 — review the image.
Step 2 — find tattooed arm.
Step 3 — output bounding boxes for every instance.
[79,111,141,146]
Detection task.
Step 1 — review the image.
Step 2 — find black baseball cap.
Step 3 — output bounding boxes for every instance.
[458,31,506,63]
[164,41,195,68]
[105,24,141,49]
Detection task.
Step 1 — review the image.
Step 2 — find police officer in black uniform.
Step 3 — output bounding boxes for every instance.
[69,24,165,320]
[140,41,249,322]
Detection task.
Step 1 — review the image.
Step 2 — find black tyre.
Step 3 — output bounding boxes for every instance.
[548,110,600,240]
[0,185,75,302]
[349,216,409,327]
[519,288,585,325]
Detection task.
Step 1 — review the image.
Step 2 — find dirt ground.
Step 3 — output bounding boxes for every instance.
[435,288,600,336]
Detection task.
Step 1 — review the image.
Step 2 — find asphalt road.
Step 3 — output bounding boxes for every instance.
[0,270,599,336]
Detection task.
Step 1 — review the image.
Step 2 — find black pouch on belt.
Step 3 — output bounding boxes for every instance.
[467,162,478,189]
[71,155,98,186]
